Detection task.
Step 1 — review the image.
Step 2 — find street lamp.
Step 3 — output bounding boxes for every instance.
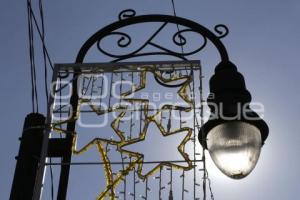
[198,61,269,179]
[68,11,270,186]
[20,10,270,199]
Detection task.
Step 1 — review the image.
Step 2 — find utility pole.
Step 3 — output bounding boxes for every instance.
[10,113,45,200]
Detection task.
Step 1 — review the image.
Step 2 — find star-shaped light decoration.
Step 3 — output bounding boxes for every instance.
[51,99,131,200]
[50,69,196,199]
[117,111,193,180]
[52,98,128,153]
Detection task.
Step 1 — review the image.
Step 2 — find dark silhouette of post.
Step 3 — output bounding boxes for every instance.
[10,113,45,200]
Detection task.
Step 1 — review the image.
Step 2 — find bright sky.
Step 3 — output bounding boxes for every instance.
[1,0,300,199]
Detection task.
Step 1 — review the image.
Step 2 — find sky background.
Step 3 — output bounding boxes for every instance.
[1,0,300,199]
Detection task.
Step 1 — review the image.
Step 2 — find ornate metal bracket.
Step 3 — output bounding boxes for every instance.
[76,9,230,63]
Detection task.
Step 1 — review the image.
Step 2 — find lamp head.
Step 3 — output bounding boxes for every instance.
[199,61,269,179]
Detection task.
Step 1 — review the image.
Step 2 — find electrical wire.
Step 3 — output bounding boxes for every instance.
[27,0,37,112]
[27,0,55,198]
[170,1,194,199]
[28,0,54,70]
[38,0,54,199]
[153,0,189,88]
[169,1,213,199]
[39,0,49,104]
[170,0,184,54]
[26,1,33,112]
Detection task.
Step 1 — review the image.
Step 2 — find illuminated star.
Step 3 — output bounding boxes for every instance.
[119,117,192,179]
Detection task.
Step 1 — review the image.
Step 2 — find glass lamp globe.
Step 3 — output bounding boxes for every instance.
[206,121,262,179]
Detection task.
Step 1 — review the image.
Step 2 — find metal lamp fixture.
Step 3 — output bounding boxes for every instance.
[199,61,269,179]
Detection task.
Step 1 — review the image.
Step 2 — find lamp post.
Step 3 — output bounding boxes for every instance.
[28,10,269,199]
[198,61,269,179]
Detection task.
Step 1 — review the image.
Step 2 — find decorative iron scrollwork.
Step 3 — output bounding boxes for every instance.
[118,9,136,20]
[96,22,210,61]
[76,9,230,63]
[96,32,132,58]
[214,24,229,38]
[171,28,207,56]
